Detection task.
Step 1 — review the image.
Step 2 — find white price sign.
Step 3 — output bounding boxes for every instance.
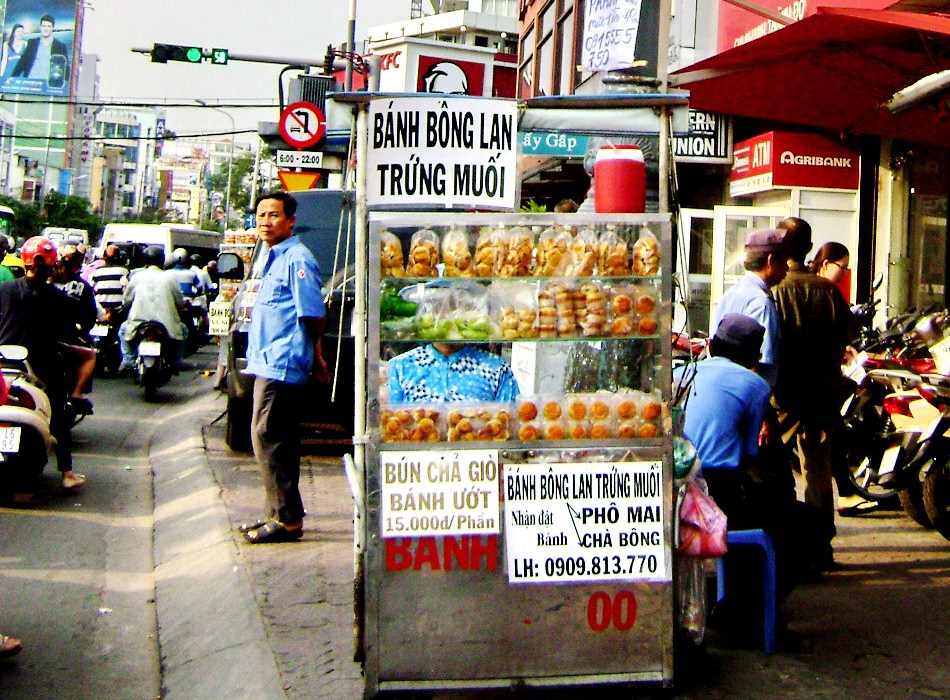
[367,96,517,209]
[504,461,670,584]
[380,449,500,538]
[275,150,324,169]
[208,300,232,336]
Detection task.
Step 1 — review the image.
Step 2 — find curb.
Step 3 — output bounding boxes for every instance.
[150,392,286,700]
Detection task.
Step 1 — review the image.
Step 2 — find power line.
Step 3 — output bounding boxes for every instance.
[0,97,279,109]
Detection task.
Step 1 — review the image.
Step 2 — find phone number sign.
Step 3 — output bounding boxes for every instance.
[504,462,670,584]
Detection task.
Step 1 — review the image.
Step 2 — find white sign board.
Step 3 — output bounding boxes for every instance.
[380,449,500,538]
[208,299,232,336]
[276,150,324,169]
[367,97,518,209]
[582,0,644,72]
[504,461,669,584]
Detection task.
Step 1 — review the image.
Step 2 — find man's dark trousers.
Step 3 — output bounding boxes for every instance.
[250,376,306,524]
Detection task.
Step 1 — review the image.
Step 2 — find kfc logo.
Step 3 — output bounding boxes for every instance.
[416,56,484,96]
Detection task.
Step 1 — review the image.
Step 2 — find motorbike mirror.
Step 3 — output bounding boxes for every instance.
[872,272,884,292]
[0,344,28,362]
[216,252,244,281]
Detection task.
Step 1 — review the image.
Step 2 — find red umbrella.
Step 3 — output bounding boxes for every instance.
[671,8,950,147]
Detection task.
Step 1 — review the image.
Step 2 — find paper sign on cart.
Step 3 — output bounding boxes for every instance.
[380,449,500,538]
[504,462,670,584]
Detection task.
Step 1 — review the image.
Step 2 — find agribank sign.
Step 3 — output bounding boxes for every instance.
[730,131,859,197]
[367,96,518,210]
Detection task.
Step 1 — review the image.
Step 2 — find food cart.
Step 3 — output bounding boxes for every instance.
[337,92,690,696]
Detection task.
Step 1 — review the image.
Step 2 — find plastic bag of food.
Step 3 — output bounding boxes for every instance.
[442,226,476,278]
[413,282,491,341]
[606,282,637,337]
[632,228,661,276]
[473,225,508,277]
[380,229,405,277]
[535,226,571,276]
[407,228,440,277]
[380,404,443,442]
[499,226,534,277]
[446,404,513,442]
[538,281,576,338]
[677,477,728,557]
[598,225,630,276]
[574,281,608,338]
[490,280,539,340]
[564,226,598,276]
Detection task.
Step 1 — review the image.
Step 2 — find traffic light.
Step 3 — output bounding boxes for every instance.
[150,43,204,64]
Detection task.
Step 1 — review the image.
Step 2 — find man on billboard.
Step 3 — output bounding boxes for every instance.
[11,13,68,82]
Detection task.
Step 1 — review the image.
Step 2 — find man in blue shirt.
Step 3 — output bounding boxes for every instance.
[679,314,832,643]
[712,228,791,388]
[389,343,520,404]
[242,191,328,544]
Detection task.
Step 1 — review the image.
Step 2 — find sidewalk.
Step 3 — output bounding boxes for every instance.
[154,388,950,700]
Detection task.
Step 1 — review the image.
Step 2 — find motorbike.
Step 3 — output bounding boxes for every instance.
[182,297,210,356]
[90,307,124,375]
[0,345,54,489]
[130,321,174,400]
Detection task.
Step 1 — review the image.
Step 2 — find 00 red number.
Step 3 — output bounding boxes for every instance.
[586,590,637,632]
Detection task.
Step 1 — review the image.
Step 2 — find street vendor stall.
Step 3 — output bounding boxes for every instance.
[338,92,691,696]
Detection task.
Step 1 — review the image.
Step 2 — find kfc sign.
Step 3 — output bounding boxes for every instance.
[417,56,484,96]
[731,131,860,196]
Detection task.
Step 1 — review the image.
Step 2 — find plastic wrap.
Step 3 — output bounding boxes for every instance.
[442,226,476,278]
[407,228,440,277]
[380,229,405,277]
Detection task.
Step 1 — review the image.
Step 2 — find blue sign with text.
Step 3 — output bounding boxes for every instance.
[520,131,589,158]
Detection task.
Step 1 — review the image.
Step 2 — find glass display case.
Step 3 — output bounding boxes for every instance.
[363,211,675,691]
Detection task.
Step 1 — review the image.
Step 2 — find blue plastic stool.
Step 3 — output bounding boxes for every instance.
[715,528,777,654]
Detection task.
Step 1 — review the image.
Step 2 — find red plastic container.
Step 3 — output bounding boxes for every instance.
[594,145,646,213]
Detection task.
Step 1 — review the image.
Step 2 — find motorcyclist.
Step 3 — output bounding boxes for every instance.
[89,244,129,311]
[0,236,23,279]
[168,247,204,302]
[0,236,15,283]
[118,245,188,373]
[190,253,215,304]
[53,242,97,415]
[0,236,85,491]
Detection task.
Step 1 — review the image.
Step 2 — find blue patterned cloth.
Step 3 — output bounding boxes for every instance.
[388,344,520,404]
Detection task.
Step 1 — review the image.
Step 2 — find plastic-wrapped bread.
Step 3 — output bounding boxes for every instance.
[380,230,405,277]
[564,226,598,276]
[442,226,476,278]
[498,226,534,277]
[598,225,630,276]
[575,281,607,337]
[474,226,507,277]
[631,229,661,276]
[535,226,571,276]
[408,228,440,277]
[491,281,539,339]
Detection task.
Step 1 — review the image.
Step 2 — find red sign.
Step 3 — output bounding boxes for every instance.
[416,55,485,96]
[730,131,860,196]
[717,0,895,52]
[278,101,326,149]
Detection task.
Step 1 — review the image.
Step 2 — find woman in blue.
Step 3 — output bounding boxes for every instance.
[1,24,25,78]
[388,342,520,404]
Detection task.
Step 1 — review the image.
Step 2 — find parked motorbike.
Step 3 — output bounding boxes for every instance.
[0,345,54,488]
[129,321,174,400]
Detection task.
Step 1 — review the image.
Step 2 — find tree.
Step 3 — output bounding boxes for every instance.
[209,151,256,223]
[0,194,43,242]
[42,191,102,237]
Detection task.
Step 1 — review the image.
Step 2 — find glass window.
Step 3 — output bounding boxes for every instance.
[538,36,554,96]
[558,13,575,95]
[540,1,555,38]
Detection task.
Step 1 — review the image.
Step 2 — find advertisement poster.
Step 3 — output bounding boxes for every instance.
[504,461,669,584]
[1,0,76,97]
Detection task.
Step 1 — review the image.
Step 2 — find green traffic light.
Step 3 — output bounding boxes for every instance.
[186,47,202,63]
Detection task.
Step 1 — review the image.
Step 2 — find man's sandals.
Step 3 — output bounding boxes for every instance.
[0,634,22,659]
[241,518,303,544]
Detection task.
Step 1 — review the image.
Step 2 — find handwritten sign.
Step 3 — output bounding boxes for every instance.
[582,0,643,72]
[367,97,517,210]
[504,461,669,584]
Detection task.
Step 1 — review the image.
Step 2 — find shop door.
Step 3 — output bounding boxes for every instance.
[708,205,788,334]
[674,208,714,337]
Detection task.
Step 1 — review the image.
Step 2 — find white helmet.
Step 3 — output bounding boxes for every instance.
[172,247,189,265]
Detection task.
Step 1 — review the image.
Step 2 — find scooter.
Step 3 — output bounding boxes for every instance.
[130,322,174,401]
[0,345,54,486]
[90,307,124,375]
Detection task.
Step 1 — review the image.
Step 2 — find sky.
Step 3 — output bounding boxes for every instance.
[81,0,409,142]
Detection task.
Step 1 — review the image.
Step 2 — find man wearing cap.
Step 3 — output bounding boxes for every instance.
[711,228,790,388]
[678,314,831,640]
[772,217,856,542]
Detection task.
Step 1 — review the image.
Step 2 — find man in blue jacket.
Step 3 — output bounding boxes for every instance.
[241,191,329,544]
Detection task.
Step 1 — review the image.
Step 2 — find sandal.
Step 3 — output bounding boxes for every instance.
[61,472,86,491]
[238,518,269,534]
[0,634,22,659]
[838,500,881,517]
[244,520,303,544]
[68,397,94,415]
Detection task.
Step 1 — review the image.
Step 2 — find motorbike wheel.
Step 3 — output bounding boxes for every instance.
[848,454,902,502]
[898,477,932,528]
[923,466,950,542]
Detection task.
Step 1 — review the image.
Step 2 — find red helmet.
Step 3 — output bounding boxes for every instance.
[21,236,57,268]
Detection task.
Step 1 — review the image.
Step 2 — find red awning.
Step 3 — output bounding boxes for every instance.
[671,8,950,147]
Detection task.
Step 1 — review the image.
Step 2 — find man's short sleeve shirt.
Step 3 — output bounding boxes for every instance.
[679,356,772,470]
[389,344,520,404]
[712,273,780,387]
[246,236,325,385]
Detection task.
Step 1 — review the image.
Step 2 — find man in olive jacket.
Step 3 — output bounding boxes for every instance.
[772,217,856,549]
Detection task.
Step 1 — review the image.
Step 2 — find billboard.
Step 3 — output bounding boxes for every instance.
[0,0,77,97]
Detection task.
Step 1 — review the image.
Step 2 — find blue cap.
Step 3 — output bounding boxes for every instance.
[715,313,765,349]
[745,228,790,255]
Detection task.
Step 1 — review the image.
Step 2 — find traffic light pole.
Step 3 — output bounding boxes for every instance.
[133,47,327,68]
